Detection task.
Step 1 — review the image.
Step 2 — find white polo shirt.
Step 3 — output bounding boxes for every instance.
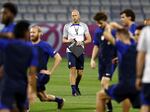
[137,26,150,83]
[63,22,89,52]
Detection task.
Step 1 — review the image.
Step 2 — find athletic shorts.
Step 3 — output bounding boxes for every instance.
[105,83,141,108]
[37,73,50,92]
[67,52,84,70]
[140,83,150,105]
[98,59,116,80]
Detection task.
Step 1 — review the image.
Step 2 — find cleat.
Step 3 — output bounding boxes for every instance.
[72,93,77,96]
[76,87,81,96]
[57,98,65,111]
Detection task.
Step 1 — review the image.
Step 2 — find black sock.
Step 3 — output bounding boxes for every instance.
[106,100,113,110]
[75,75,82,88]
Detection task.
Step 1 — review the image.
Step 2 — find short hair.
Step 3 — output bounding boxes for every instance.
[3,2,18,16]
[120,9,135,21]
[136,25,145,30]
[116,28,130,38]
[30,25,42,33]
[72,9,80,15]
[14,20,30,39]
[93,12,107,21]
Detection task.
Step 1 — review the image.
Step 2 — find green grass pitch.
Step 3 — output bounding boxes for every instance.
[30,58,139,112]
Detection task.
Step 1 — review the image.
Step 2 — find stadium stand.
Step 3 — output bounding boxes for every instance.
[0,0,149,23]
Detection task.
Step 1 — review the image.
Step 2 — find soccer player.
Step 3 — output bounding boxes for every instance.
[62,9,91,96]
[0,20,38,112]
[136,26,150,112]
[120,9,137,111]
[30,25,64,111]
[120,9,137,36]
[0,2,17,69]
[90,12,118,112]
[96,28,140,112]
[0,2,17,38]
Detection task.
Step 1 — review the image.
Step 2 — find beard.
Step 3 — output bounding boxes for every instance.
[1,17,11,26]
[30,35,39,42]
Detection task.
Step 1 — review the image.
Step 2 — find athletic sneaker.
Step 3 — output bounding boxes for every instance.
[76,87,81,95]
[57,98,65,111]
[72,92,77,96]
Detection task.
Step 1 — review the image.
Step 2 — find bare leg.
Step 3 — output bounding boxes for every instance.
[122,99,131,112]
[70,67,76,85]
[140,105,150,112]
[0,109,10,112]
[76,70,83,95]
[69,67,77,95]
[96,90,110,112]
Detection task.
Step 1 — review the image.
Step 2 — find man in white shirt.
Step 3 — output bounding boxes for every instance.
[62,9,91,96]
[136,26,150,112]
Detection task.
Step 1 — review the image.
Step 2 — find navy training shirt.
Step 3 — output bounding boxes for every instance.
[32,40,57,72]
[93,27,117,63]
[115,39,137,85]
[0,39,38,85]
[0,22,16,66]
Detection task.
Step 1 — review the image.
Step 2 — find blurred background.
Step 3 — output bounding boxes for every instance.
[0,0,150,56]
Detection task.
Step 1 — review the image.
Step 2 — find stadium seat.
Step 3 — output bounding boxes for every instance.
[9,0,19,4]
[91,6,100,13]
[90,0,100,6]
[23,13,34,21]
[38,5,48,13]
[80,6,89,14]
[19,0,29,5]
[46,13,56,22]
[101,0,111,6]
[70,0,80,5]
[56,13,68,22]
[26,5,37,13]
[49,0,59,5]
[35,13,45,22]
[60,0,70,5]
[111,0,120,6]
[30,0,39,5]
[48,5,67,13]
[140,0,150,6]
[39,0,49,5]
[18,5,27,13]
[80,0,90,5]
[80,13,89,23]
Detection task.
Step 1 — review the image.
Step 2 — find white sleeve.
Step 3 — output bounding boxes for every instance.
[84,23,90,34]
[137,27,148,52]
[63,24,68,38]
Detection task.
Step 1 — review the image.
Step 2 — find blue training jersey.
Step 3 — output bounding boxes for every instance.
[115,39,137,85]
[0,39,38,85]
[93,27,117,63]
[0,22,16,65]
[129,22,137,36]
[0,23,16,33]
[32,40,57,72]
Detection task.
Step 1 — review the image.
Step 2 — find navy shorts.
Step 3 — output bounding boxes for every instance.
[37,73,50,92]
[105,83,141,108]
[67,52,84,70]
[98,59,116,80]
[140,83,150,105]
[0,80,27,110]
